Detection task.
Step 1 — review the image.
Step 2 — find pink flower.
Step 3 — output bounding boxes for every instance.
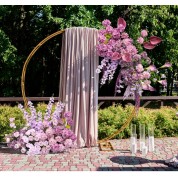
[142,71,151,79]
[158,80,167,86]
[22,136,29,143]
[102,19,111,27]
[9,118,15,122]
[141,30,148,37]
[49,138,56,146]
[55,136,63,143]
[106,26,113,34]
[64,111,72,119]
[136,64,144,73]
[150,36,162,45]
[137,37,144,44]
[112,52,121,60]
[29,136,34,141]
[98,35,106,43]
[64,139,73,148]
[25,130,31,136]
[140,51,147,58]
[147,65,157,72]
[143,42,156,50]
[39,133,47,141]
[14,132,19,138]
[112,29,120,39]
[21,147,26,154]
[10,123,16,128]
[121,32,129,39]
[6,137,10,143]
[14,143,20,149]
[58,144,65,152]
[117,17,126,32]
[46,127,54,137]
[122,53,132,62]
[160,62,172,68]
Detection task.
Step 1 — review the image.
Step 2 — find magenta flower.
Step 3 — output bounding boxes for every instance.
[141,30,148,37]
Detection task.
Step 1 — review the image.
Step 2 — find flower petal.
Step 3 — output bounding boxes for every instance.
[143,42,156,50]
[112,52,121,60]
[117,17,126,29]
[150,36,162,45]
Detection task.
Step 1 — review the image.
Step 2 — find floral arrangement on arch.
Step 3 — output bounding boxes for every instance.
[96,17,171,106]
[6,97,77,155]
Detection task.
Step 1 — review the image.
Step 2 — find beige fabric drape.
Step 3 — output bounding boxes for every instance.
[59,27,99,147]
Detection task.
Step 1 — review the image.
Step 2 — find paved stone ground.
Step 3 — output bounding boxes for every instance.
[0,137,178,171]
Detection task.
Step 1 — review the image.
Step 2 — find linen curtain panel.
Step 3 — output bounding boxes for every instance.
[59,27,99,147]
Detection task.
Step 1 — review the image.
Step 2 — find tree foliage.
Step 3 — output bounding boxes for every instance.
[0,5,178,97]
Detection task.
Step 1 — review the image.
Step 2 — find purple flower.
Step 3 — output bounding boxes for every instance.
[64,111,72,119]
[22,136,29,143]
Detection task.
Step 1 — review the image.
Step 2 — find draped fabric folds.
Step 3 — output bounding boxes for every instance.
[59,27,99,147]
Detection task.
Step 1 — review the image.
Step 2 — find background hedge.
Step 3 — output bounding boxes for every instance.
[0,104,177,142]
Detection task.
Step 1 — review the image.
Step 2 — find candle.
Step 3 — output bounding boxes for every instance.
[142,146,148,155]
[131,143,137,154]
[148,136,155,152]
[140,141,145,152]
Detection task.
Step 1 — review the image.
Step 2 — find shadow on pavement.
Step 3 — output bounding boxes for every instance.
[96,156,177,171]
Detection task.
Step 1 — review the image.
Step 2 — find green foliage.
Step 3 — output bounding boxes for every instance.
[0,5,178,97]
[98,105,178,139]
[0,104,178,142]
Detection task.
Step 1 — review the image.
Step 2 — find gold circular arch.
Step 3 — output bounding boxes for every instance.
[21,29,137,146]
[21,30,65,108]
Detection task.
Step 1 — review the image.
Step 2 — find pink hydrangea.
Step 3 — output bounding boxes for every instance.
[102,19,111,27]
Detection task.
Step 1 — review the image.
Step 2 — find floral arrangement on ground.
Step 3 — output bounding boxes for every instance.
[5,97,77,155]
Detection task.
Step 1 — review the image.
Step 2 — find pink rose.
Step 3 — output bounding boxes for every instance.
[122,53,132,62]
[147,65,157,72]
[137,37,144,44]
[112,52,121,60]
[141,30,148,37]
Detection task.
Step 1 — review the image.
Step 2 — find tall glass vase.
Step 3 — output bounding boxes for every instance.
[139,123,145,152]
[130,123,137,154]
[148,124,155,152]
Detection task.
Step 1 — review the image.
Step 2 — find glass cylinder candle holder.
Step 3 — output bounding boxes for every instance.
[130,133,137,154]
[131,123,136,135]
[139,123,145,152]
[148,124,155,152]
